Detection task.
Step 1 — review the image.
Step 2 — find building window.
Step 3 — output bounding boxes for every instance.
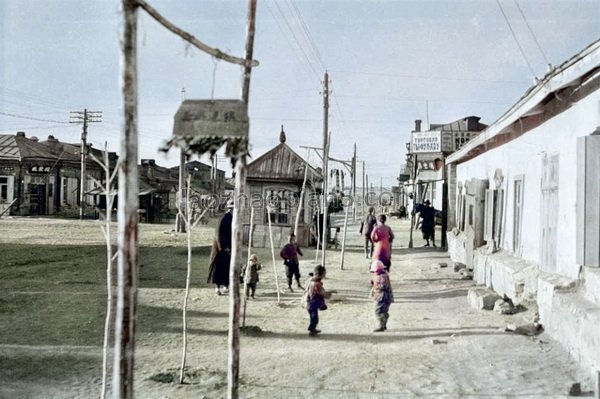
[265,189,294,225]
[484,189,504,247]
[513,176,524,254]
[0,177,8,203]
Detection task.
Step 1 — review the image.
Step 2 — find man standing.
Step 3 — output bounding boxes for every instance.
[360,206,377,259]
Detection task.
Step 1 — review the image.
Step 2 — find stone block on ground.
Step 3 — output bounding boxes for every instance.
[467,288,502,310]
[454,262,467,272]
[494,298,516,314]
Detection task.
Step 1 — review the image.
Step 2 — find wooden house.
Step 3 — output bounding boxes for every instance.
[244,127,321,247]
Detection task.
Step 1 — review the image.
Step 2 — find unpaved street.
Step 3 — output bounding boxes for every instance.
[0,217,586,398]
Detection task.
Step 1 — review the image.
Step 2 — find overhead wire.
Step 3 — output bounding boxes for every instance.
[496,0,538,80]
[272,0,321,80]
[513,0,552,68]
[0,111,70,124]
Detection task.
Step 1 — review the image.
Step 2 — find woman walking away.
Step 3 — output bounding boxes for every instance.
[370,260,394,332]
[304,265,327,337]
[371,214,395,272]
[280,233,304,292]
[207,202,233,295]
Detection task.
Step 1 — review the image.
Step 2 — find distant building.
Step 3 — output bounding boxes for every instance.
[0,132,110,217]
[446,38,600,380]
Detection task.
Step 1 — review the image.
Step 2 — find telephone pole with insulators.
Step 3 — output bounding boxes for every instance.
[69,109,102,220]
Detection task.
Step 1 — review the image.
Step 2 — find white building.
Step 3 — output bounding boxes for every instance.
[446,39,600,381]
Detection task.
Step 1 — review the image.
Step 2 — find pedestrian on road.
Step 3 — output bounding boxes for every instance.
[370,260,394,332]
[207,201,233,295]
[280,233,304,292]
[371,213,395,271]
[303,265,327,337]
[359,206,377,259]
[241,253,262,299]
[420,200,436,247]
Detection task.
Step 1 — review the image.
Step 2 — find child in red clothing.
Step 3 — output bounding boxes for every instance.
[305,265,327,337]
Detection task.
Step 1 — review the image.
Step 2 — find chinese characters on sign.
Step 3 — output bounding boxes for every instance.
[29,165,52,173]
[411,131,441,153]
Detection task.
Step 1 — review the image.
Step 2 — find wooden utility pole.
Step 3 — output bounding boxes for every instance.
[320,71,329,268]
[362,160,365,217]
[114,1,138,397]
[176,88,186,233]
[114,1,258,397]
[70,108,102,220]
[228,1,256,398]
[352,143,356,220]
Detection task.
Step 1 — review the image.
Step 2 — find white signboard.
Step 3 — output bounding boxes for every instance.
[173,99,249,138]
[412,131,441,153]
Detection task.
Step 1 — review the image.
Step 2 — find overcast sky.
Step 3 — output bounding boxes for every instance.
[1,0,599,187]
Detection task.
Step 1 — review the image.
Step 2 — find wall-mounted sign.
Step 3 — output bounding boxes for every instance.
[411,131,441,153]
[29,165,52,174]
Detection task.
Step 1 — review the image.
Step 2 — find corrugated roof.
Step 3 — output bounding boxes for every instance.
[0,133,74,161]
[0,135,20,160]
[447,37,600,164]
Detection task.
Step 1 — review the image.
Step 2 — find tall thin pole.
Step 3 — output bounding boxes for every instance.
[362,160,365,217]
[228,1,256,398]
[177,88,186,233]
[79,109,88,220]
[352,143,356,221]
[320,71,329,268]
[321,132,330,267]
[114,1,138,397]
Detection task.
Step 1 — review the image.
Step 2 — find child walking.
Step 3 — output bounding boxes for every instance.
[241,254,262,299]
[370,260,394,332]
[280,233,304,292]
[305,265,327,337]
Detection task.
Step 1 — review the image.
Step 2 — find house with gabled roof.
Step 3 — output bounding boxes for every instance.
[0,131,106,217]
[244,127,321,247]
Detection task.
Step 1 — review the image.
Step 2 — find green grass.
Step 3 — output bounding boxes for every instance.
[0,218,218,347]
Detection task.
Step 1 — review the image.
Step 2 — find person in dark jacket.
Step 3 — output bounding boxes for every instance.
[360,206,377,259]
[280,233,304,292]
[420,200,436,247]
[207,203,233,295]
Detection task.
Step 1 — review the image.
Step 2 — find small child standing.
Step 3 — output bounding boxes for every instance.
[280,233,304,292]
[241,254,262,299]
[370,260,394,332]
[304,265,327,337]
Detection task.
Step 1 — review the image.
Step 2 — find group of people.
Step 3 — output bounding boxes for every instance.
[206,209,327,336]
[206,201,436,336]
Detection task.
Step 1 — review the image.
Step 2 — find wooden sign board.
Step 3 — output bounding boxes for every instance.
[173,99,249,139]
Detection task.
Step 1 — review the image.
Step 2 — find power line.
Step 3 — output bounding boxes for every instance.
[330,69,530,84]
[496,0,538,80]
[0,111,70,124]
[286,0,326,72]
[513,0,551,68]
[272,0,321,79]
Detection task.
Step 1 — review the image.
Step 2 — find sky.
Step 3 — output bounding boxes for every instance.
[1,0,599,188]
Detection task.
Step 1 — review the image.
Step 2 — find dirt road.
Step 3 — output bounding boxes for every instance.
[0,217,587,398]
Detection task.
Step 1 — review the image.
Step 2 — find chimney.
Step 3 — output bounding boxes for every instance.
[16,131,25,137]
[414,120,422,132]
[465,116,481,131]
